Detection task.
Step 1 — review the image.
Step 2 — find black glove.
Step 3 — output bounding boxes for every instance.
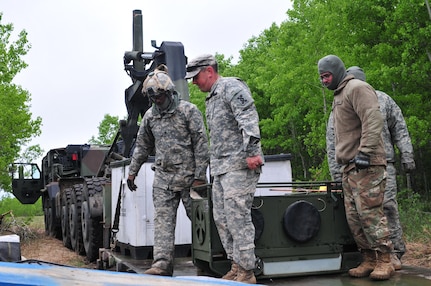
[127,177,137,191]
[353,152,370,170]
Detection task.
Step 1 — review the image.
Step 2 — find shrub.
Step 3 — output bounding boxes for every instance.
[398,188,431,243]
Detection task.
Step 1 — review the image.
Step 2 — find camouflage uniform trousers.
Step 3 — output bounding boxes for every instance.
[151,186,192,272]
[212,168,260,270]
[385,163,406,259]
[342,165,393,253]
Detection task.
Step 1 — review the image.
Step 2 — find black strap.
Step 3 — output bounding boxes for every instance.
[112,182,123,233]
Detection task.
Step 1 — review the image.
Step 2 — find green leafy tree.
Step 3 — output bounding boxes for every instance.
[0,14,42,191]
[226,0,431,192]
[89,114,120,145]
[17,145,44,163]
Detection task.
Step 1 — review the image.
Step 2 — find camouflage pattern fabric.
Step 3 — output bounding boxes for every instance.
[129,93,209,188]
[326,112,342,181]
[205,77,263,271]
[386,163,405,257]
[151,186,192,272]
[212,169,260,270]
[342,166,392,252]
[206,77,263,176]
[129,92,209,271]
[327,90,414,258]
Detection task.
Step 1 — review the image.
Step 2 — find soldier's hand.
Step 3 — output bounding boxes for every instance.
[246,155,263,170]
[192,179,205,187]
[127,175,137,191]
[353,152,370,170]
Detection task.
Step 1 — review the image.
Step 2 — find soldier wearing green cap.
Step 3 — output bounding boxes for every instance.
[186,54,263,284]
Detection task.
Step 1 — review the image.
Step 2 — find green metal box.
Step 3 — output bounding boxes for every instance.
[191,182,360,279]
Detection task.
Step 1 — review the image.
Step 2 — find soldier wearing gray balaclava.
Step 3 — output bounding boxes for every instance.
[326,65,416,272]
[317,55,348,90]
[318,54,394,281]
[346,66,366,81]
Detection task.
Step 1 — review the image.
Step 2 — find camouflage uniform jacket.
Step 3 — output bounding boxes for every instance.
[332,76,386,172]
[129,93,209,191]
[327,90,414,180]
[205,77,263,176]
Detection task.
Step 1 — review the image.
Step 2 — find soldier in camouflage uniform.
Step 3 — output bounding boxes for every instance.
[127,64,209,276]
[326,66,416,270]
[318,55,394,280]
[186,54,263,284]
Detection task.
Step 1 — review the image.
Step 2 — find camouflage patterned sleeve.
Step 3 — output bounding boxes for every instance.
[188,104,209,181]
[228,79,261,157]
[326,112,342,181]
[383,92,415,166]
[128,112,155,176]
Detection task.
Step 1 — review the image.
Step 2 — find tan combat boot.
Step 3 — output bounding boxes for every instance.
[391,253,402,270]
[222,261,238,280]
[348,249,376,278]
[234,265,256,284]
[144,266,172,276]
[370,251,395,280]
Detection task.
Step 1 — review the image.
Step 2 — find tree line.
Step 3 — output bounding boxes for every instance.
[2,1,431,202]
[189,0,431,200]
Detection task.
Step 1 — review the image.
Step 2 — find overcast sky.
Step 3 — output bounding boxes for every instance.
[1,0,291,160]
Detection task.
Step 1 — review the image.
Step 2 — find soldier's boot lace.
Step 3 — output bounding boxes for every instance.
[370,251,395,280]
[348,249,376,278]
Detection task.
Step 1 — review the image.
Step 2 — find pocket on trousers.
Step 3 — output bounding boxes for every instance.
[358,166,385,208]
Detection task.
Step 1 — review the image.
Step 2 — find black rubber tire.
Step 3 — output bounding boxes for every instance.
[43,195,59,238]
[69,183,85,255]
[42,195,50,236]
[61,188,72,249]
[82,178,106,262]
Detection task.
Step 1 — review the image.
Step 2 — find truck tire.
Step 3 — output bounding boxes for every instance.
[69,183,85,255]
[61,187,72,249]
[43,194,60,238]
[82,178,106,262]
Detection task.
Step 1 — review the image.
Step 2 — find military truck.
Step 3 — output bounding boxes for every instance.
[10,9,191,263]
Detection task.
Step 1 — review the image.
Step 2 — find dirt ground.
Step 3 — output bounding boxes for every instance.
[20,229,98,269]
[19,229,431,270]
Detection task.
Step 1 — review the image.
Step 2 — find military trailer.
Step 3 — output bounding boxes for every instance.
[10,9,362,282]
[191,180,359,279]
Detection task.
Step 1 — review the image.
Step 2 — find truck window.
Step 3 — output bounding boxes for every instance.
[11,163,40,180]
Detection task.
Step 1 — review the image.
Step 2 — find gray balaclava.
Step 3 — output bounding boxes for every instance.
[346,66,366,82]
[318,55,347,90]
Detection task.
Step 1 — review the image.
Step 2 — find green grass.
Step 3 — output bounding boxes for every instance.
[28,215,45,229]
[0,196,43,217]
[398,188,431,243]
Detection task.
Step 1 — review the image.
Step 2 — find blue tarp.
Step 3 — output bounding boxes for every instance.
[0,261,258,286]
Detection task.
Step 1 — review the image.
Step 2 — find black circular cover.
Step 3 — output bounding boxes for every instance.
[283,200,321,242]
